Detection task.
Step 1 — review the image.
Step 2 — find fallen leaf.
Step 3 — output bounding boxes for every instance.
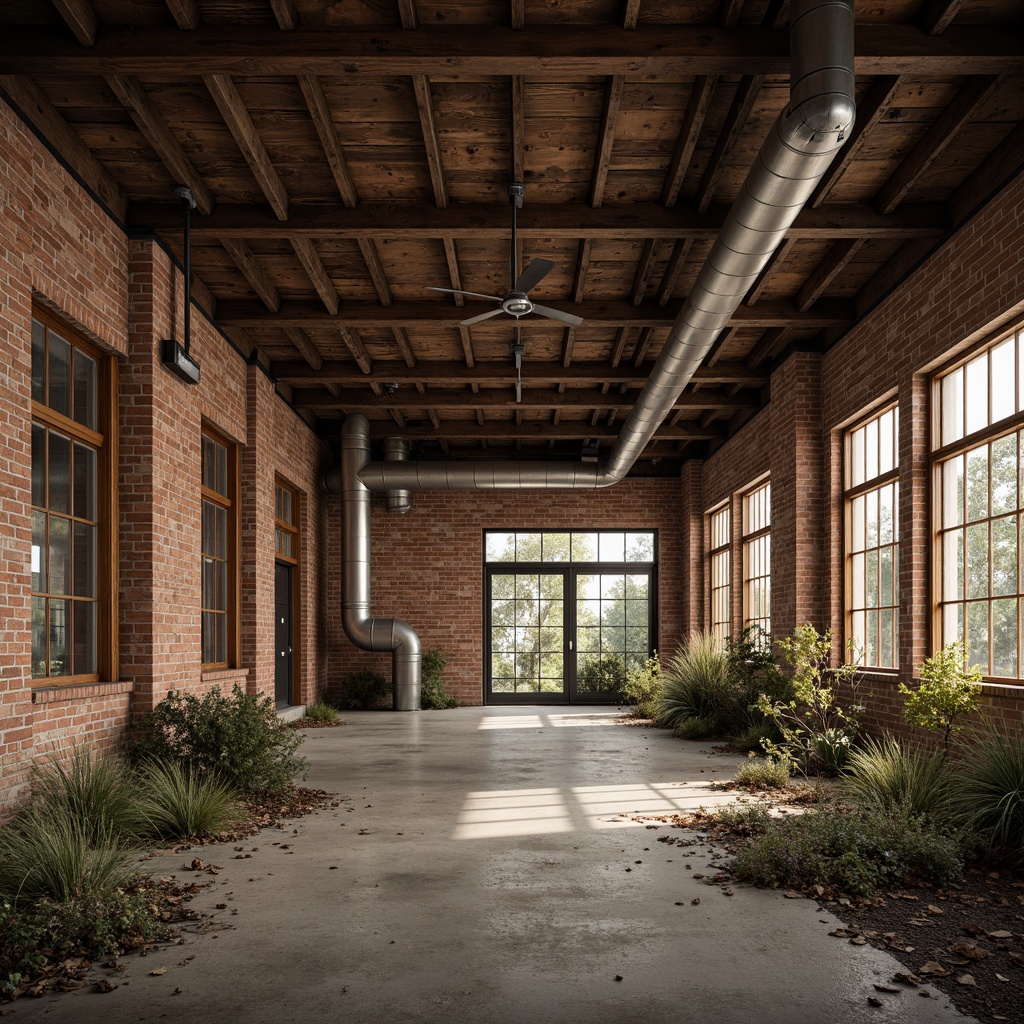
[892,973,922,986]
[927,905,944,915]
[830,928,855,938]
[867,996,883,1007]
[93,980,117,993]
[956,974,976,987]
[691,898,701,906]
[989,930,1013,939]
[873,983,901,993]
[784,890,803,899]
[918,962,951,977]
[149,968,167,976]
[849,936,868,946]
[996,973,1010,982]
[950,943,989,960]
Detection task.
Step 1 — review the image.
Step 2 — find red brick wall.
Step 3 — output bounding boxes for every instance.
[0,96,332,814]
[698,171,1024,734]
[327,480,685,705]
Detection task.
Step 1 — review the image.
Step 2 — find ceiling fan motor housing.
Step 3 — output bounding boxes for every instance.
[503,293,533,316]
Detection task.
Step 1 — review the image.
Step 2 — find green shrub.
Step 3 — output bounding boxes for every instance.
[901,640,982,752]
[132,684,307,794]
[134,759,238,840]
[303,701,341,724]
[658,632,735,734]
[731,804,965,896]
[31,745,141,842]
[843,735,953,818]
[953,728,1024,862]
[623,654,661,719]
[757,624,862,775]
[725,626,790,711]
[673,715,722,740]
[734,755,791,790]
[0,813,135,904]
[734,718,783,754]
[1,890,158,996]
[421,649,458,709]
[578,654,627,694]
[336,669,392,710]
[708,803,773,831]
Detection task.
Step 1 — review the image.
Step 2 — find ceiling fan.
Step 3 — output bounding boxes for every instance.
[426,183,584,328]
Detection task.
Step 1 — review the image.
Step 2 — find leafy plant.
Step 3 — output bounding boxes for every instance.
[132,684,308,794]
[31,745,141,842]
[657,631,735,734]
[731,804,965,895]
[756,624,862,775]
[900,640,982,752]
[336,669,392,710]
[734,718,783,754]
[134,759,238,840]
[421,649,458,709]
[734,755,791,790]
[843,734,953,818]
[302,701,341,724]
[953,728,1024,863]
[578,654,627,694]
[622,654,661,719]
[725,626,791,711]
[0,813,135,904]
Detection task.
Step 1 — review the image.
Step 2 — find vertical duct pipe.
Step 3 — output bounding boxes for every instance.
[383,437,413,514]
[333,0,856,707]
[340,419,421,710]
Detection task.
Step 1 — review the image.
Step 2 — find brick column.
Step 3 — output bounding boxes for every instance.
[679,459,704,635]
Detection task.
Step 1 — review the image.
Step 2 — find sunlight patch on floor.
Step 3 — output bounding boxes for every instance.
[452,788,572,839]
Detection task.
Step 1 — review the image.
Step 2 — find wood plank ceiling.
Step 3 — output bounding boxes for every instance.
[1,0,1023,470]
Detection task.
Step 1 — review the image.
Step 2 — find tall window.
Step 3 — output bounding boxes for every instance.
[933,325,1024,678]
[845,405,899,668]
[201,429,237,668]
[742,481,771,640]
[30,313,110,682]
[708,505,731,643]
[274,480,299,563]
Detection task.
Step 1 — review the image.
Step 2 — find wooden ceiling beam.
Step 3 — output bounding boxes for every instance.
[283,327,323,372]
[51,0,97,46]
[704,325,738,367]
[0,75,128,220]
[397,0,419,30]
[511,0,525,29]
[591,75,625,208]
[338,326,373,374]
[298,75,359,207]
[763,0,789,30]
[609,326,632,368]
[920,0,963,35]
[269,0,299,30]
[622,0,642,29]
[443,238,464,307]
[745,237,795,305]
[291,238,340,315]
[632,327,655,368]
[794,238,863,313]
[413,76,449,209]
[661,75,717,207]
[222,297,850,330]
[809,75,903,209]
[719,0,746,31]
[631,239,661,305]
[852,236,939,320]
[511,75,525,185]
[359,240,395,305]
[204,75,289,220]
[572,240,593,304]
[129,200,948,241]
[165,0,199,30]
[948,119,1024,227]
[14,25,1022,75]
[345,421,727,442]
[745,326,790,369]
[459,326,477,369]
[220,239,281,312]
[874,75,1002,215]
[695,74,764,213]
[294,385,758,412]
[274,358,768,387]
[105,74,215,215]
[657,238,692,305]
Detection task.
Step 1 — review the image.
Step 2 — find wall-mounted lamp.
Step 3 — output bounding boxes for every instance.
[161,185,201,385]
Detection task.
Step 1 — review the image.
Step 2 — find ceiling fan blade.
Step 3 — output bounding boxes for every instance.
[426,286,505,302]
[515,258,555,294]
[460,308,506,326]
[531,303,584,327]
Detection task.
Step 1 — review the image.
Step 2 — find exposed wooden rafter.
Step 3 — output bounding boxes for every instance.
[695,75,763,213]
[657,239,692,305]
[269,0,299,30]
[662,75,717,208]
[220,239,281,312]
[745,238,795,306]
[920,0,963,35]
[165,0,199,30]
[795,239,863,313]
[591,75,625,208]
[290,238,339,315]
[511,76,525,184]
[51,0,96,46]
[413,76,449,209]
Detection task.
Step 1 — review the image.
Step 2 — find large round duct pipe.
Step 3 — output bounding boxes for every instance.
[340,418,421,710]
[331,0,855,708]
[382,437,414,514]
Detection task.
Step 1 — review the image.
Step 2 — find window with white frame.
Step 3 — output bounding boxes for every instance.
[742,481,770,641]
[933,324,1024,678]
[845,405,899,668]
[708,505,731,643]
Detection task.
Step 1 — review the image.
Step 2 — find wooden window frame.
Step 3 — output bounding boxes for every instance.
[201,425,240,670]
[843,404,900,670]
[932,321,1024,680]
[30,307,117,686]
[274,478,300,566]
[741,479,771,641]
[707,503,731,643]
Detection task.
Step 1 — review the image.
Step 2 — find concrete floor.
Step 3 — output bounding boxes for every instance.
[9,705,973,1024]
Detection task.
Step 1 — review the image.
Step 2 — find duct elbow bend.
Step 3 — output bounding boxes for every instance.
[788,90,856,152]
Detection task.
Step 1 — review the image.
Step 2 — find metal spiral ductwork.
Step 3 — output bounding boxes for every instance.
[333,0,855,708]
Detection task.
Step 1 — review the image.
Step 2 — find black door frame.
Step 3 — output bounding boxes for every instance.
[484,561,658,705]
[275,560,294,707]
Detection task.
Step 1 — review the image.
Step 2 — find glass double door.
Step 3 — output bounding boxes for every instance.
[486,566,653,703]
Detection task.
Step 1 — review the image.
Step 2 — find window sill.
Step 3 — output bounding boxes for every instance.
[32,681,134,704]
[201,668,251,687]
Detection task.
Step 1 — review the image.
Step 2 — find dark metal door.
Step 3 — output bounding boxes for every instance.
[275,562,293,706]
